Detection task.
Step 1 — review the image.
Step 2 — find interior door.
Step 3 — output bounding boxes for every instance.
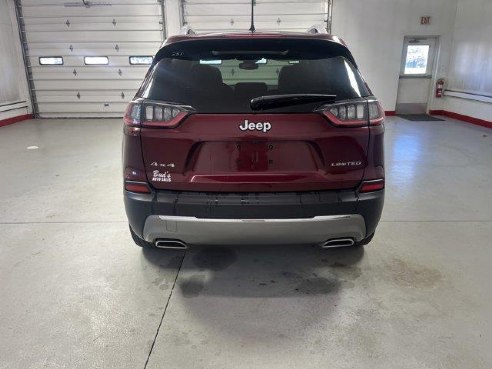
[396,37,438,115]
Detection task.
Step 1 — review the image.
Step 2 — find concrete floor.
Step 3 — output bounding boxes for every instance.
[0,116,491,369]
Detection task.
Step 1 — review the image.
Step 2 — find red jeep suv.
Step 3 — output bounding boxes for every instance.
[123,31,384,250]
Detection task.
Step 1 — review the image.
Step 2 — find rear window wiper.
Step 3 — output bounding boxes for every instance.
[250,94,337,111]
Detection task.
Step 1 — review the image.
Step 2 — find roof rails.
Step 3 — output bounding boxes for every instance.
[180,25,196,35]
[180,24,329,36]
[307,24,328,34]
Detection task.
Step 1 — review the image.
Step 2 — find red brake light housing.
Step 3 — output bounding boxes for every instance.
[318,98,384,127]
[124,181,151,194]
[359,179,385,193]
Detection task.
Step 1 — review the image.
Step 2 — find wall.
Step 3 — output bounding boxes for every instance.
[331,0,457,112]
[442,0,492,122]
[0,0,31,122]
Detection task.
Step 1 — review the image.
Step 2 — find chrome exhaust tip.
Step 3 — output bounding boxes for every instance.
[155,239,188,250]
[321,238,355,248]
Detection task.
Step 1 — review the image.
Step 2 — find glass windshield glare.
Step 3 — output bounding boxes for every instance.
[139,39,369,113]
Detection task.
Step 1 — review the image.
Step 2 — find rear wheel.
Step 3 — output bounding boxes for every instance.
[129,225,154,249]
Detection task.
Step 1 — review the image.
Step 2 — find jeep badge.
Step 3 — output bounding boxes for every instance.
[239,119,272,133]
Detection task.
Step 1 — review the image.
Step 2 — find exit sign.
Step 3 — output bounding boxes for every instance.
[421,16,431,25]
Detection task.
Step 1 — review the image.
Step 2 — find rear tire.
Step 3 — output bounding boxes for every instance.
[129,225,154,249]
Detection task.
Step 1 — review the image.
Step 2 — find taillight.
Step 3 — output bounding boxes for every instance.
[359,179,385,193]
[123,102,142,136]
[124,181,151,194]
[318,98,384,127]
[367,99,385,126]
[123,99,194,131]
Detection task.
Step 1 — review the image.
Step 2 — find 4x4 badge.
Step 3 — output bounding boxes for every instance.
[239,119,271,133]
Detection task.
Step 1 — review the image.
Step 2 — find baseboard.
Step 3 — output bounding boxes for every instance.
[429,110,492,129]
[0,114,33,128]
[384,111,396,116]
[428,110,445,115]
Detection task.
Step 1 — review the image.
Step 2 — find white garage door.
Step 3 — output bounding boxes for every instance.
[20,0,163,117]
[182,0,331,33]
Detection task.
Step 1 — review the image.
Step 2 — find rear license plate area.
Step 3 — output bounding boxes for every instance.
[192,141,319,172]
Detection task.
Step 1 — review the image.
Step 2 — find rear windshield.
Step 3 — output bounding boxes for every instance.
[138,38,370,113]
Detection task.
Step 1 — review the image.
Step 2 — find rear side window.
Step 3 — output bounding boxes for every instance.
[138,39,369,113]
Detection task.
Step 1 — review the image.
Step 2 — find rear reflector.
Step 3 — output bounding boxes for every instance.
[125,181,151,194]
[359,179,385,193]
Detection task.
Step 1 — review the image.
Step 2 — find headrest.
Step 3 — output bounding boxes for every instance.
[234,82,268,97]
[191,64,223,87]
[278,64,306,93]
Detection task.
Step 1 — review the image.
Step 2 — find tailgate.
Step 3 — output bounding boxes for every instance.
[141,113,369,192]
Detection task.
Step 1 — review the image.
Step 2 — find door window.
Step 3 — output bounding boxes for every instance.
[404,45,430,75]
[400,38,436,76]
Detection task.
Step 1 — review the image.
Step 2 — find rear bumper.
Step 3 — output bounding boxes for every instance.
[143,214,365,246]
[124,189,384,245]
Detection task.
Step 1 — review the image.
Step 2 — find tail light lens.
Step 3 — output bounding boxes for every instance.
[124,181,151,194]
[123,99,195,131]
[359,179,385,193]
[367,99,385,126]
[123,102,142,136]
[142,102,194,128]
[318,98,384,127]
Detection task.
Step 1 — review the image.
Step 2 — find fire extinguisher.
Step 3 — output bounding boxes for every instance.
[435,78,445,98]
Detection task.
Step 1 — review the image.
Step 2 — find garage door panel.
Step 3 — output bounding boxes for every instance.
[25,22,162,32]
[22,4,160,18]
[22,0,158,5]
[27,31,162,43]
[34,79,141,91]
[38,112,127,118]
[186,14,323,24]
[30,55,152,67]
[183,1,328,33]
[36,93,135,104]
[184,0,323,3]
[32,65,148,75]
[184,3,250,16]
[194,22,324,32]
[22,0,162,117]
[37,89,137,97]
[31,69,148,81]
[38,102,129,113]
[28,43,160,56]
[23,15,162,25]
[184,2,325,16]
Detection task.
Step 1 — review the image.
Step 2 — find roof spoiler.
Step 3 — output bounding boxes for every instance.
[180,25,196,35]
[307,24,328,34]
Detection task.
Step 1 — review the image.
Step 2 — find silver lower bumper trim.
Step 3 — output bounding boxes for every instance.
[142,214,366,246]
